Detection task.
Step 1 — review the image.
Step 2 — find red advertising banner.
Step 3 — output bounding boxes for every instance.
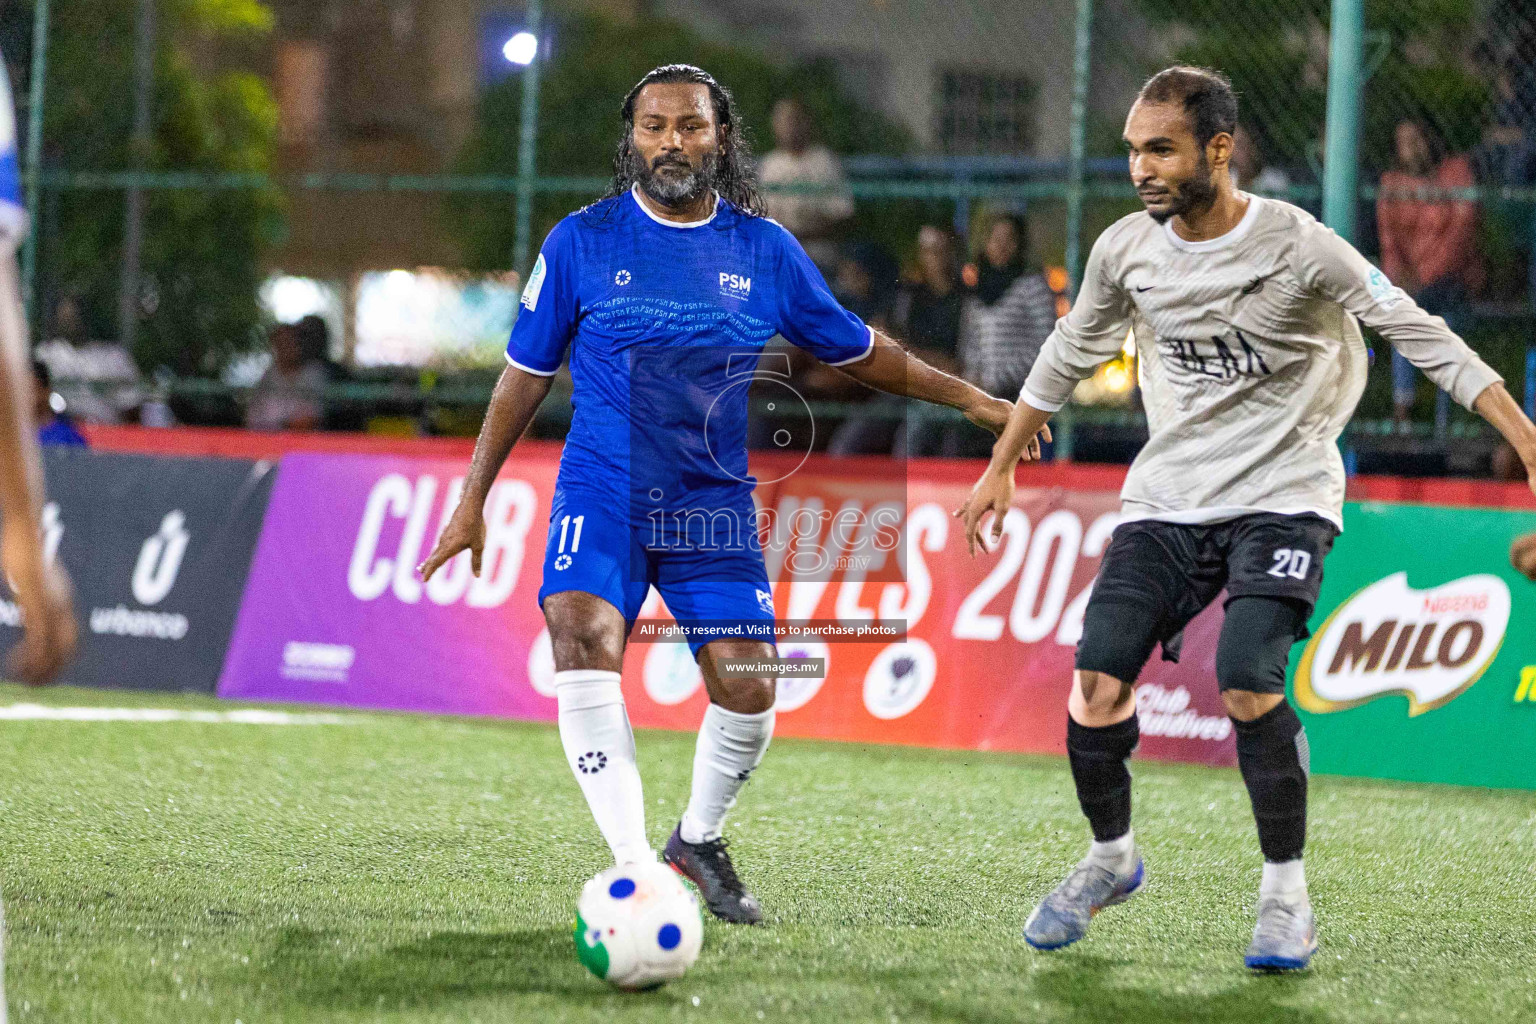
[220,450,1239,767]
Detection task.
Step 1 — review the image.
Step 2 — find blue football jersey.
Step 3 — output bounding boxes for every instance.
[508,186,872,514]
[0,52,25,244]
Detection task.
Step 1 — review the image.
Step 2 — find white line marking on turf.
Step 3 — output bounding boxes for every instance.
[0,704,360,725]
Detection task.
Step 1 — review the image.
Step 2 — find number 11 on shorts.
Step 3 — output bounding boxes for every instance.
[558,514,586,555]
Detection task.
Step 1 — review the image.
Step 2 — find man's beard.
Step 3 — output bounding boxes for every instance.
[1146,158,1218,224]
[633,149,719,207]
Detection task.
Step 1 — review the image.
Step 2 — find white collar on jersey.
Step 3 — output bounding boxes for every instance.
[1161,191,1262,253]
[630,184,721,228]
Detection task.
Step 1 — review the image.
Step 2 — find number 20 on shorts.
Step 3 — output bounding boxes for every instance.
[1267,548,1311,580]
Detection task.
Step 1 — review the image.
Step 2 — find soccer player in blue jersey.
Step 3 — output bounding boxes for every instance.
[419,65,1029,922]
[0,54,75,687]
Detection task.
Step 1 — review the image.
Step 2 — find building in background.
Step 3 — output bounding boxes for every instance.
[251,0,1156,364]
[650,0,1152,158]
[257,0,640,361]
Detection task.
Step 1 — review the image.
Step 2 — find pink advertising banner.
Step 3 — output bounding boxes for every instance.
[219,451,1238,767]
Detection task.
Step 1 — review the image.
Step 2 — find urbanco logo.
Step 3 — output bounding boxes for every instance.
[132,510,190,606]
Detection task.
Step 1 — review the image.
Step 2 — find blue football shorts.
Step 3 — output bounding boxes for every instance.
[537,486,776,657]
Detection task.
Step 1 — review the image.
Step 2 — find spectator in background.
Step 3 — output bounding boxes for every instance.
[294,313,360,430]
[894,225,964,372]
[960,213,1059,405]
[1231,125,1292,196]
[758,97,854,270]
[819,241,900,456]
[295,314,344,383]
[1475,67,1536,185]
[830,240,896,333]
[31,360,86,447]
[1377,119,1482,427]
[34,293,145,425]
[827,230,963,457]
[246,323,325,432]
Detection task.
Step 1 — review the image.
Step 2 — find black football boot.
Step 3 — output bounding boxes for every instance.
[663,825,763,925]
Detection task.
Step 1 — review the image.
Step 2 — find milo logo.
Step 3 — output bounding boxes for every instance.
[1294,572,1510,717]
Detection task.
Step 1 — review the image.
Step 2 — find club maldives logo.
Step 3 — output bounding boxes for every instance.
[1294,572,1510,717]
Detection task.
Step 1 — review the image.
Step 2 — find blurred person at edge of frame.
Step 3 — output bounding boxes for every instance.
[0,45,77,685]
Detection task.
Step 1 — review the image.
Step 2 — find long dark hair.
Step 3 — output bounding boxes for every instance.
[972,213,1031,306]
[600,64,766,217]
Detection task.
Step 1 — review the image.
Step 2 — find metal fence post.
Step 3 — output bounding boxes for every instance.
[511,0,544,277]
[119,0,156,351]
[1322,0,1364,241]
[1064,0,1093,295]
[1524,345,1535,419]
[21,0,51,319]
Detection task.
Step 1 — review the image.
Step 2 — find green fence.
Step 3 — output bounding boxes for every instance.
[10,0,1536,442]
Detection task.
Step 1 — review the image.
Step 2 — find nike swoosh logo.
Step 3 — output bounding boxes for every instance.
[1133,285,1154,293]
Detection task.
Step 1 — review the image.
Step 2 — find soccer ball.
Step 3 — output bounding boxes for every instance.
[574,861,703,990]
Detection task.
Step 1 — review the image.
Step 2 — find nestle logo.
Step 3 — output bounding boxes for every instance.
[282,642,356,682]
[1422,593,1488,615]
[718,272,751,299]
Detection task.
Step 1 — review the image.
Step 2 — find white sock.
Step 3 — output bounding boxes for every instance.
[679,703,776,844]
[555,670,654,865]
[1260,859,1307,905]
[1086,830,1136,876]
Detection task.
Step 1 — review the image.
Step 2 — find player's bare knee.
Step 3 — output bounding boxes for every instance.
[1075,670,1132,714]
[1222,689,1284,722]
[544,595,626,672]
[699,640,777,714]
[713,675,775,715]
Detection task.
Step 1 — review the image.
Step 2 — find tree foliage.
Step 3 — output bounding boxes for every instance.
[1131,0,1487,171]
[452,14,917,271]
[5,0,281,374]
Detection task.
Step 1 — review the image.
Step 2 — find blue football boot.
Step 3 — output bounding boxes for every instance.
[1023,854,1145,951]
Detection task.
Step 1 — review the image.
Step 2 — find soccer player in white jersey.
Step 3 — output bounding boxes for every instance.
[420,65,1014,923]
[958,66,1536,970]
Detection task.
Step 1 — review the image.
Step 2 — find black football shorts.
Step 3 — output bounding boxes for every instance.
[1076,512,1338,681]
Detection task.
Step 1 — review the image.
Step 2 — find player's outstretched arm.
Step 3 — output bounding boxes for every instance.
[417,364,554,582]
[836,330,1014,434]
[953,397,1056,558]
[0,254,76,684]
[1473,383,1536,493]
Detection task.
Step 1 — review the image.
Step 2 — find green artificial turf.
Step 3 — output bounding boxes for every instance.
[1,684,1535,1023]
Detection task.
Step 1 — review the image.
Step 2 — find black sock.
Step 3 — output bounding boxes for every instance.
[1233,701,1308,862]
[1066,715,1139,842]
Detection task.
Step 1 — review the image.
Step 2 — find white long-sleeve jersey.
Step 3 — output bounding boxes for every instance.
[1022,195,1502,528]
